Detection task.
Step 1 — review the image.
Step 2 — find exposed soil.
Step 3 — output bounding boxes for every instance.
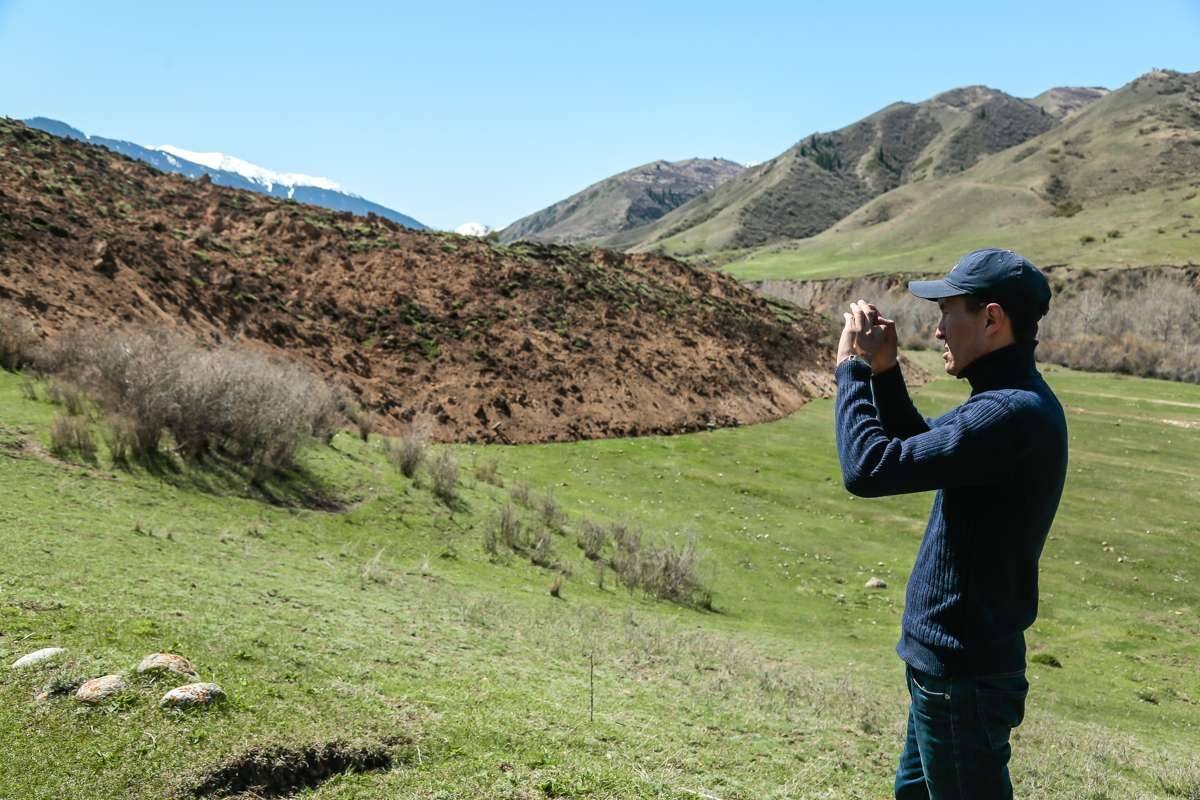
[0,119,833,443]
[190,739,406,798]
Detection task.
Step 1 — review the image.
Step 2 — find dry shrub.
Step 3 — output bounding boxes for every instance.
[102,415,139,465]
[529,529,557,568]
[1153,761,1200,798]
[41,326,338,468]
[0,303,41,372]
[19,377,38,401]
[428,449,459,506]
[389,417,430,478]
[486,504,524,557]
[613,532,712,608]
[49,414,96,460]
[336,392,375,442]
[45,379,89,416]
[537,492,567,532]
[1038,278,1200,382]
[474,458,503,486]
[809,273,1200,382]
[509,481,534,508]
[361,549,390,585]
[576,519,610,561]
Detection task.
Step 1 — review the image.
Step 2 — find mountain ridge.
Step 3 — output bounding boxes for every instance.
[21,117,426,229]
[500,157,743,244]
[726,70,1200,279]
[606,84,1084,256]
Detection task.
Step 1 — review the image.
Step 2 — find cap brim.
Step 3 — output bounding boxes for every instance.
[908,279,967,300]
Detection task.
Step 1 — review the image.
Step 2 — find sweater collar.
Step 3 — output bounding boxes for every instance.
[959,341,1039,393]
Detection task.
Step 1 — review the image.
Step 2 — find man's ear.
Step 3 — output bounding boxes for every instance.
[984,303,1008,334]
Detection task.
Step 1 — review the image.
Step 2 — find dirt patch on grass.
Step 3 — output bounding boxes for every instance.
[190,738,410,798]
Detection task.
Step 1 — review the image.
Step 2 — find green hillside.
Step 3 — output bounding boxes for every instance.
[729,70,1200,280]
[2,358,1198,798]
[609,85,1084,257]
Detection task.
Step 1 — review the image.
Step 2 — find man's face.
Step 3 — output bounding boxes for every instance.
[935,296,989,376]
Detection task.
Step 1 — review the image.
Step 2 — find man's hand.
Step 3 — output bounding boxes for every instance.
[837,299,898,374]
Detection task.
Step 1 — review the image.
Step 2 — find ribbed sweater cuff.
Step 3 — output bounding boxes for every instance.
[870,361,907,402]
[836,357,872,384]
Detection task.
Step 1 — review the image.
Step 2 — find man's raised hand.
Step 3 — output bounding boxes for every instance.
[837,299,898,374]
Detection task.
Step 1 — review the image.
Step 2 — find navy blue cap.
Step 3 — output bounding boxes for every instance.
[908,248,1051,319]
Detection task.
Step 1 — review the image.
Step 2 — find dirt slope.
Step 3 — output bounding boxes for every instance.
[0,119,832,443]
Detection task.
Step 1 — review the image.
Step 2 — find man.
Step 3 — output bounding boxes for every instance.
[832,248,1068,799]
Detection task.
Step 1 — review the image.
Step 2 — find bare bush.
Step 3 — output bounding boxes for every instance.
[428,449,459,506]
[474,458,503,486]
[509,481,534,508]
[1038,275,1200,381]
[613,532,711,608]
[49,414,96,460]
[40,326,339,467]
[537,492,567,532]
[787,270,1200,382]
[336,392,374,442]
[486,503,525,557]
[388,417,430,478]
[0,304,40,372]
[102,415,138,465]
[19,377,38,401]
[529,528,557,568]
[576,519,610,561]
[45,379,89,416]
[361,549,390,585]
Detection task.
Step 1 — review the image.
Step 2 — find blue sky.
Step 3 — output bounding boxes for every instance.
[2,1,1198,230]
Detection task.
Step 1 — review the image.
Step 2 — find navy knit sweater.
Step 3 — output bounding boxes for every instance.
[835,343,1068,677]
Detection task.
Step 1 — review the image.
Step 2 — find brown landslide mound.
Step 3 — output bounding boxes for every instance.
[0,119,833,443]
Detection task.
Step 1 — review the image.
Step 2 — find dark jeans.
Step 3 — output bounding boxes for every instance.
[894,664,1029,799]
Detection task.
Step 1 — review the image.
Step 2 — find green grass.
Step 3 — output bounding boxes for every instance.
[725,183,1200,281]
[1,360,1198,798]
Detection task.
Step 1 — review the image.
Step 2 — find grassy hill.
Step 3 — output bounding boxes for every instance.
[2,356,1198,798]
[728,70,1200,280]
[499,159,744,245]
[607,85,1090,258]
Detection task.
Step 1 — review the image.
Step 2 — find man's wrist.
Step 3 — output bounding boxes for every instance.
[837,354,870,372]
[870,357,899,375]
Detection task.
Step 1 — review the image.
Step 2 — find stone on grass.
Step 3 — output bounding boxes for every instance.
[11,647,66,669]
[137,652,198,677]
[160,682,225,709]
[865,577,888,589]
[76,674,127,704]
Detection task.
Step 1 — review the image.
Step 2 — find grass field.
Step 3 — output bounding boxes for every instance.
[1,354,1198,799]
[723,183,1200,281]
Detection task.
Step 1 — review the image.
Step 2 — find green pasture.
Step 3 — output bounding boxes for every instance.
[724,183,1200,281]
[0,357,1197,798]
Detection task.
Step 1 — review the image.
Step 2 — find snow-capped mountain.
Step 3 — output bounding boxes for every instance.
[23,118,426,229]
[454,222,492,237]
[156,145,345,195]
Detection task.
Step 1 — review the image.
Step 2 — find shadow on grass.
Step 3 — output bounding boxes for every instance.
[124,450,347,511]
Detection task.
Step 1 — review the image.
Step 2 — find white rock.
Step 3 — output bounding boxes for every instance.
[76,674,127,704]
[160,682,225,708]
[865,577,888,589]
[137,653,197,677]
[11,647,66,669]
